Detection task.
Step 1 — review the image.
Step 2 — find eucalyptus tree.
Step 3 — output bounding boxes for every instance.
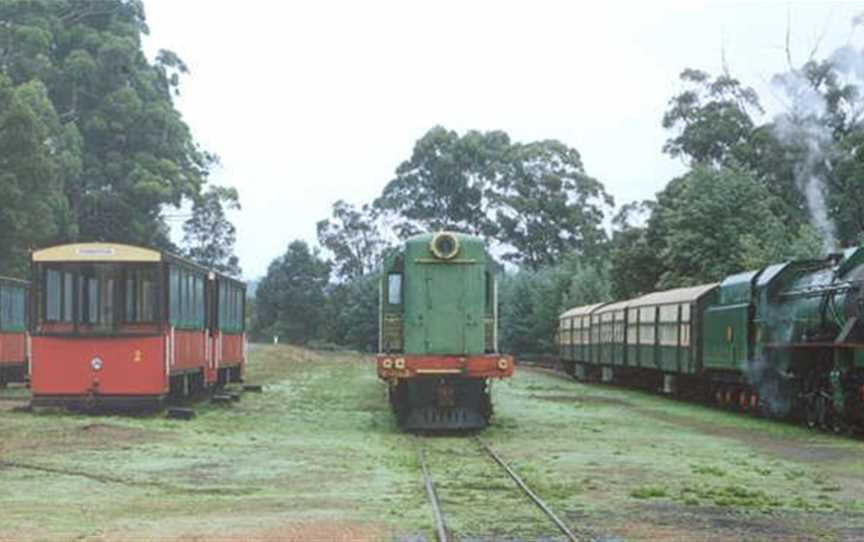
[0,0,217,249]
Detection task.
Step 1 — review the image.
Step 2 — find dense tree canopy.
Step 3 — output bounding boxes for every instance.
[0,75,74,276]
[494,140,612,268]
[0,0,234,275]
[375,126,510,238]
[373,127,611,268]
[652,166,821,288]
[255,241,331,345]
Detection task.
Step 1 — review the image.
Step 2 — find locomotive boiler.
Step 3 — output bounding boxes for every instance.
[753,247,864,428]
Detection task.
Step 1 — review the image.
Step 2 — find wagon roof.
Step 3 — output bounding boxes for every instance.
[594,300,631,314]
[559,302,606,319]
[628,283,718,308]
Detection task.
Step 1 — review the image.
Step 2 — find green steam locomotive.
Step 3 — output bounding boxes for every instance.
[377,232,514,431]
[559,247,864,431]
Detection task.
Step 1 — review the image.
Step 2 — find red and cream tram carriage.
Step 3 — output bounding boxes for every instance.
[0,276,29,385]
[29,243,246,409]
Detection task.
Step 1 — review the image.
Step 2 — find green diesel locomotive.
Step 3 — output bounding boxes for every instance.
[559,247,864,431]
[377,232,514,431]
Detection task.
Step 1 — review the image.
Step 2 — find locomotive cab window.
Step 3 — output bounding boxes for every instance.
[388,273,402,305]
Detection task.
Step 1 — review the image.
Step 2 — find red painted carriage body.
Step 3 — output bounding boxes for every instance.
[28,243,246,408]
[0,332,27,366]
[0,277,29,382]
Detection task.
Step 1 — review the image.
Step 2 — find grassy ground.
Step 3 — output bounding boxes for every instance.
[0,346,862,541]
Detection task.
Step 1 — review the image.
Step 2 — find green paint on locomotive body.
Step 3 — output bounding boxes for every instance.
[381,232,494,356]
[701,248,864,375]
[702,271,756,372]
[753,248,864,368]
[558,243,864,425]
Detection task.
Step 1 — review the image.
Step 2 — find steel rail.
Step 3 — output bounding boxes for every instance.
[418,445,449,542]
[475,436,580,542]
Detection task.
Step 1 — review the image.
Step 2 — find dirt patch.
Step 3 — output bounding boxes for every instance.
[606,502,822,542]
[0,421,170,458]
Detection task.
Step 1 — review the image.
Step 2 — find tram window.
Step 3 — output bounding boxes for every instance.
[196,277,204,326]
[186,273,193,325]
[227,287,234,328]
[0,287,7,328]
[141,277,155,321]
[388,273,402,305]
[0,286,25,330]
[126,276,136,321]
[190,274,197,325]
[101,278,114,324]
[14,288,25,327]
[124,268,157,323]
[179,270,186,325]
[169,268,179,324]
[46,270,61,321]
[86,277,98,323]
[0,287,6,327]
[237,289,244,328]
[63,273,74,322]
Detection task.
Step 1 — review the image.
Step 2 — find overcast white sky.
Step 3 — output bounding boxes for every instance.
[142,1,864,280]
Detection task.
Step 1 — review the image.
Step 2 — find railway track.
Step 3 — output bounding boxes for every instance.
[417,436,581,542]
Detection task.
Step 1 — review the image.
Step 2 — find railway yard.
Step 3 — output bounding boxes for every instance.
[1,345,864,542]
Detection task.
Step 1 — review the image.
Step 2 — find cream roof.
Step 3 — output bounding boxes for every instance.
[594,300,631,314]
[627,283,718,308]
[33,243,162,263]
[559,302,606,319]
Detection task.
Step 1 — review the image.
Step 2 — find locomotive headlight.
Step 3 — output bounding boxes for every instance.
[430,232,460,260]
[90,357,103,371]
[381,358,393,369]
[497,358,509,370]
[394,357,406,370]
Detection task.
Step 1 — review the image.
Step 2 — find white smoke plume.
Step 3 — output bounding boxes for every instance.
[771,69,838,253]
[769,16,864,253]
